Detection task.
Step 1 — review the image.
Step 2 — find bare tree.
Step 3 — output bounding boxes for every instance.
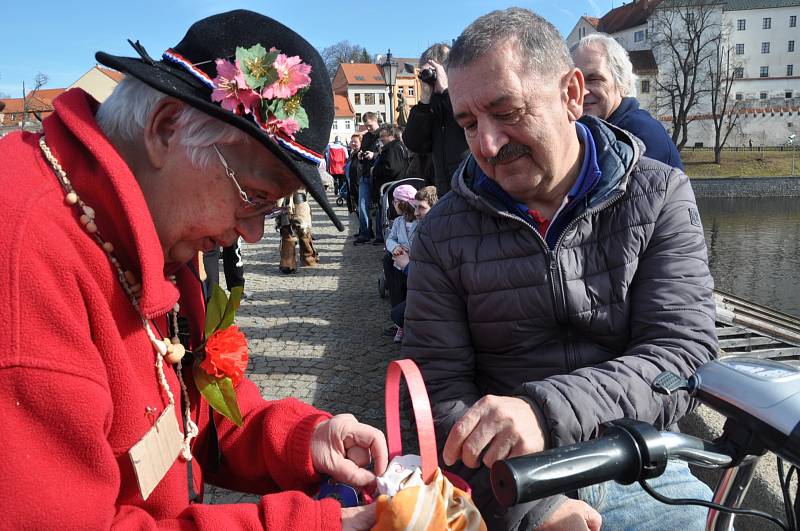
[651,0,723,150]
[21,72,49,128]
[321,41,372,79]
[708,32,741,163]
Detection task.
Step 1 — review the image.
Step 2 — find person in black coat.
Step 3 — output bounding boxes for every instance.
[402,43,470,196]
[571,33,683,170]
[370,124,409,244]
[354,113,381,244]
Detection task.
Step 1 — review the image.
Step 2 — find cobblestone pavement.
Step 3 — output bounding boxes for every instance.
[206,194,406,504]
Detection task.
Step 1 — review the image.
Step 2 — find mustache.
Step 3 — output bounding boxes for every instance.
[486,143,531,165]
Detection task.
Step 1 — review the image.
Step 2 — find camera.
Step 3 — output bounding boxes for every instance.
[419,68,437,86]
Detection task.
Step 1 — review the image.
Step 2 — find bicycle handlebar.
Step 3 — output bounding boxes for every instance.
[491,419,733,507]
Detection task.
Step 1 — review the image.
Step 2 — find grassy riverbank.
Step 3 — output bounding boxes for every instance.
[682,150,799,178]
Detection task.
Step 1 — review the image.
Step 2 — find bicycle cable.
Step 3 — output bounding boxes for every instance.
[639,478,791,531]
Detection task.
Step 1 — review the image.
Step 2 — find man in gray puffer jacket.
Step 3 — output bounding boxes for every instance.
[402,8,717,531]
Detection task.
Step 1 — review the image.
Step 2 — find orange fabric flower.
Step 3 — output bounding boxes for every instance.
[200,325,249,385]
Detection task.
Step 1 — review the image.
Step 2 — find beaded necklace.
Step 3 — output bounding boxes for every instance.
[39,136,198,460]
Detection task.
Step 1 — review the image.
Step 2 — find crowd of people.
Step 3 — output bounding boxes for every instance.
[0,5,715,531]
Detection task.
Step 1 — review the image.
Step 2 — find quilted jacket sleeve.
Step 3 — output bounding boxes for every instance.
[518,169,718,447]
[402,217,481,447]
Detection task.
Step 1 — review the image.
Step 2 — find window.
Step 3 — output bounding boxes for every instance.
[760,66,769,77]
[762,42,770,54]
[735,93,743,100]
[736,43,745,54]
[408,88,415,96]
[737,19,746,30]
[791,15,797,27]
[789,65,795,76]
[634,30,644,42]
[355,112,362,123]
[332,121,338,130]
[345,120,351,129]
[641,79,650,93]
[353,93,361,105]
[761,91,768,99]
[734,67,744,78]
[379,93,385,104]
[787,91,794,99]
[380,112,386,122]
[790,40,795,52]
[763,17,772,29]
[686,12,694,26]
[397,87,404,95]
[364,93,375,105]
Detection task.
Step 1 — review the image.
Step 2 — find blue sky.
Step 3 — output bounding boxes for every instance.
[0,0,609,97]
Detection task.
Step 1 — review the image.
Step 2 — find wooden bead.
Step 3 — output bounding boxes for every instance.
[85,222,97,233]
[171,337,181,345]
[82,205,95,219]
[79,214,90,226]
[65,192,78,205]
[124,270,137,285]
[163,343,185,364]
[102,242,114,253]
[154,339,168,356]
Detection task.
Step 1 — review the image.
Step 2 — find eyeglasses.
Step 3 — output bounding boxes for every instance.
[212,144,287,219]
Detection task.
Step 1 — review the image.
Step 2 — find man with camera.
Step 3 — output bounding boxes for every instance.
[354,112,380,245]
[402,43,470,196]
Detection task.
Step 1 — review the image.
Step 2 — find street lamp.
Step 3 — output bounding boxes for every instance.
[381,49,398,125]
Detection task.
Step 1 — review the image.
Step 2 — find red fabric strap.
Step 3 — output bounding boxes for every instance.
[385,359,438,484]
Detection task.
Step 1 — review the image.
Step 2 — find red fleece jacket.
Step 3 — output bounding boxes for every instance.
[0,89,341,529]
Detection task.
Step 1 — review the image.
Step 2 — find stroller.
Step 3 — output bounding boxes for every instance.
[377,177,426,298]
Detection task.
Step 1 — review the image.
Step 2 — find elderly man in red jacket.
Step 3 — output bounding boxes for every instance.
[0,11,385,531]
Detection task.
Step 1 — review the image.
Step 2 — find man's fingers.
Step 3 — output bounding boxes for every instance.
[482,433,515,469]
[331,457,377,487]
[443,406,483,466]
[346,425,388,477]
[346,446,371,467]
[459,421,499,468]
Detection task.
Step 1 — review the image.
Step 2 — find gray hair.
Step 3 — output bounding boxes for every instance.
[96,77,248,170]
[447,8,573,78]
[571,33,638,97]
[419,43,450,67]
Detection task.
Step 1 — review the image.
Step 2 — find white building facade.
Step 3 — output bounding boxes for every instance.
[568,0,800,147]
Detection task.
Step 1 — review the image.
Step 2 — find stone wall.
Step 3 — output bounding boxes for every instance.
[690,176,800,197]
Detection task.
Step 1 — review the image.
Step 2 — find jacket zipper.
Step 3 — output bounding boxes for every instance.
[475,189,628,371]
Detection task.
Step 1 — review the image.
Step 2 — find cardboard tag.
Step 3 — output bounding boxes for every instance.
[128,403,184,500]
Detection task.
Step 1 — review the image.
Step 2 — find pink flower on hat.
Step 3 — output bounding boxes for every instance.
[265,115,301,137]
[262,54,311,100]
[211,59,260,115]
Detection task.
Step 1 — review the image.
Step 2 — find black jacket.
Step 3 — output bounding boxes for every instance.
[402,91,469,196]
[358,130,380,178]
[608,97,683,170]
[371,139,408,201]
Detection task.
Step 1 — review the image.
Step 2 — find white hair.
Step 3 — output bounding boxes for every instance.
[571,33,638,97]
[96,77,249,170]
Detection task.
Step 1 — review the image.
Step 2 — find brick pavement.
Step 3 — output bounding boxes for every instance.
[206,194,407,504]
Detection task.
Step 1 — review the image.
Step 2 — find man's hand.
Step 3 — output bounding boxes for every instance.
[341,504,377,531]
[311,414,388,488]
[443,395,545,468]
[539,499,602,531]
[428,59,448,95]
[391,245,407,257]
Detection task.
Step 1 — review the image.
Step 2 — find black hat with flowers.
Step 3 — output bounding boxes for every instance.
[96,9,343,230]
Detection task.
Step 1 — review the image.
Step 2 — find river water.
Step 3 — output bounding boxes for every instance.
[696,196,800,317]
